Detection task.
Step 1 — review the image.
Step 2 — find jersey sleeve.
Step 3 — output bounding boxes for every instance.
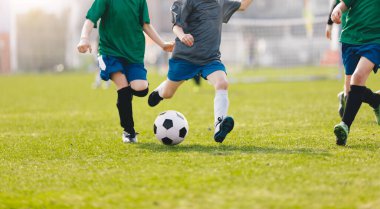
[86,0,108,28]
[140,0,151,25]
[342,0,354,7]
[171,0,193,27]
[222,0,241,23]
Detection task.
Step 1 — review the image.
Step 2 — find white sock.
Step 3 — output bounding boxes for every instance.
[214,90,229,125]
[155,80,167,98]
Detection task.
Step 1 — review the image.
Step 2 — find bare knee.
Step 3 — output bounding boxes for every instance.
[351,72,367,85]
[130,80,149,97]
[214,79,229,90]
[130,80,148,91]
[350,58,374,86]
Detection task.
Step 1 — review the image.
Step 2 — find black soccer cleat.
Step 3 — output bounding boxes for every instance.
[334,122,349,146]
[148,90,163,107]
[122,131,138,143]
[214,116,234,143]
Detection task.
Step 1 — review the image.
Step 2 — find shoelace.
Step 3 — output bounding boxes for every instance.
[214,117,223,127]
[124,132,139,138]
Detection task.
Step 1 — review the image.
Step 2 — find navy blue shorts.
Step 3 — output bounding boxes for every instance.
[342,43,380,75]
[97,55,147,82]
[168,58,226,82]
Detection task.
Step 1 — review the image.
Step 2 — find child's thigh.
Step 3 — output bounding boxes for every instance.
[167,59,199,82]
[351,57,376,85]
[206,70,227,84]
[98,55,125,81]
[343,43,380,75]
[124,63,147,84]
[202,61,227,85]
[110,72,129,90]
[358,44,380,74]
[342,44,360,75]
[163,80,184,98]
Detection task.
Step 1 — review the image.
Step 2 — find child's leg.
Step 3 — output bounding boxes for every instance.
[130,80,149,97]
[342,57,375,128]
[207,71,229,124]
[160,80,184,99]
[341,67,380,121]
[207,70,234,143]
[343,74,380,110]
[362,87,380,109]
[337,75,351,118]
[149,58,197,107]
[361,86,380,125]
[148,79,183,107]
[111,72,135,135]
[343,75,351,96]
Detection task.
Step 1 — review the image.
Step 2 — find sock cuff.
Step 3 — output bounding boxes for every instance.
[216,90,228,95]
[350,85,366,93]
[132,88,149,97]
[155,81,167,98]
[117,86,131,94]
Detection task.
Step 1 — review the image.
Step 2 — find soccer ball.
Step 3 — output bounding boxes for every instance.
[153,110,189,145]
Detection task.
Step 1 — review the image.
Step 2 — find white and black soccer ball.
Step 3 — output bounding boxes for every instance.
[153,110,189,145]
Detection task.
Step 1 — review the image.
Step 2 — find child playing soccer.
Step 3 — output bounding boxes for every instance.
[77,0,174,143]
[326,0,380,119]
[148,0,253,143]
[331,0,380,146]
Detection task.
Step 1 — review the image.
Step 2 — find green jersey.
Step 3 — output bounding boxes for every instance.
[86,0,150,63]
[341,0,380,45]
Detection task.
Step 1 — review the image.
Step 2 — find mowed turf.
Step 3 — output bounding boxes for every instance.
[0,69,379,209]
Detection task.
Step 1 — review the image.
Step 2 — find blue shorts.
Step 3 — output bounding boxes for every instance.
[342,43,380,75]
[168,58,226,82]
[97,55,147,82]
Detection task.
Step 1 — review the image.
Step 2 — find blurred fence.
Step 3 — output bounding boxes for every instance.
[221,16,333,68]
[4,0,338,74]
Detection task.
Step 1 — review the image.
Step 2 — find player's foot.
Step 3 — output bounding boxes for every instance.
[214,116,234,143]
[122,131,138,143]
[148,90,163,107]
[337,91,346,119]
[333,122,349,146]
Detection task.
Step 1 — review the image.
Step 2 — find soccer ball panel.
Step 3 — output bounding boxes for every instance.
[179,127,187,138]
[163,119,174,130]
[161,137,173,145]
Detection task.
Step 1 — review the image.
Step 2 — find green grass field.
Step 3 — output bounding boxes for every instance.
[1,68,380,209]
